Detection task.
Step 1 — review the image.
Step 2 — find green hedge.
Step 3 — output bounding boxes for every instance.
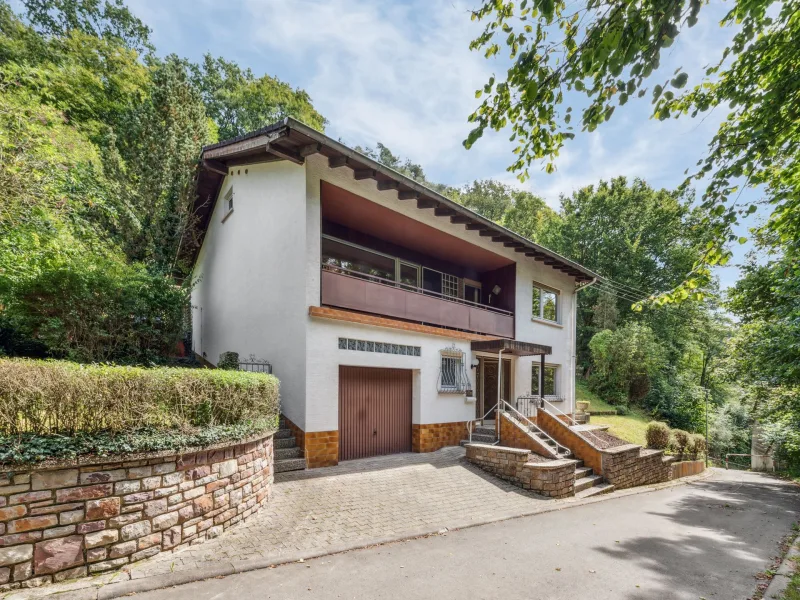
[0,359,280,436]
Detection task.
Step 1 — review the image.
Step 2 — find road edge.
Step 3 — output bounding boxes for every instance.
[762,533,800,600]
[7,468,715,600]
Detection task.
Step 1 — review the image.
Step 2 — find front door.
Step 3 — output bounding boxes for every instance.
[478,358,511,420]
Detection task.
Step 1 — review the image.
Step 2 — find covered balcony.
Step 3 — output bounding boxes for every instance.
[319,182,515,338]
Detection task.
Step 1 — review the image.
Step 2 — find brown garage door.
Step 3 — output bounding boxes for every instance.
[339,366,412,461]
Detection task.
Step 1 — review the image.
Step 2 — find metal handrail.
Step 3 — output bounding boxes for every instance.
[500,400,570,457]
[542,399,607,448]
[467,402,501,444]
[321,263,514,316]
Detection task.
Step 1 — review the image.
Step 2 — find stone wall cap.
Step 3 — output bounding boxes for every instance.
[600,443,642,455]
[524,458,578,469]
[0,430,276,472]
[465,443,530,455]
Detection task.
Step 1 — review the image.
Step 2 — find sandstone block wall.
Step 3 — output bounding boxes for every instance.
[601,446,671,490]
[465,444,575,499]
[0,433,273,590]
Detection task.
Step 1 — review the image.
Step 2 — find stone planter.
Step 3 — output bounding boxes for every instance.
[0,432,274,590]
[576,401,590,414]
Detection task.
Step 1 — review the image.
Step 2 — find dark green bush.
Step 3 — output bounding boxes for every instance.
[615,405,631,416]
[0,419,274,465]
[218,351,240,370]
[645,421,671,449]
[0,359,280,436]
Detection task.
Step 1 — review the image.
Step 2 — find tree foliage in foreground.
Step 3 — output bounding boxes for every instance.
[0,0,326,362]
[466,0,800,304]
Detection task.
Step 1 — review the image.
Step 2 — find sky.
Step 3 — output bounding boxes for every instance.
[13,0,768,290]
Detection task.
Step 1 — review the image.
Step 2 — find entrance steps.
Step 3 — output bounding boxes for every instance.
[274,417,306,473]
[571,459,615,498]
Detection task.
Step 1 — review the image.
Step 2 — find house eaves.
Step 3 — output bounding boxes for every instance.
[191,117,600,283]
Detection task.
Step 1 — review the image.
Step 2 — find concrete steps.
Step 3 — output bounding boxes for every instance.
[575,474,604,493]
[575,481,615,499]
[273,418,306,473]
[275,446,303,460]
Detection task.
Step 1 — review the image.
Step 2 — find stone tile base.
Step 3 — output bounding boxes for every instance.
[412,422,469,453]
[304,431,339,469]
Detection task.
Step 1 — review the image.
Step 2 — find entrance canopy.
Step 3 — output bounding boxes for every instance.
[470,339,551,356]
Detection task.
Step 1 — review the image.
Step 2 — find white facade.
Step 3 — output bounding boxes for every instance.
[192,153,582,436]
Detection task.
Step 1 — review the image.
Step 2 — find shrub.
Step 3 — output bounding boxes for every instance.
[0,359,280,436]
[687,434,707,460]
[615,405,631,416]
[670,429,691,458]
[218,351,240,370]
[646,421,671,449]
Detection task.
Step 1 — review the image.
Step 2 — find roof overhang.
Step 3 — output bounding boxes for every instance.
[190,117,600,283]
[471,339,552,356]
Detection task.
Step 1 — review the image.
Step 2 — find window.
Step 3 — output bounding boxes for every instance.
[442,273,459,298]
[438,348,469,393]
[532,283,559,322]
[322,237,395,281]
[222,188,234,222]
[532,364,558,396]
[398,262,420,288]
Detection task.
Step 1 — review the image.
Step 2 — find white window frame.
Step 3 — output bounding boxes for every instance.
[531,364,559,397]
[221,187,234,223]
[532,281,560,324]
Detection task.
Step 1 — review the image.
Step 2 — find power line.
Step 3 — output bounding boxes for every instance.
[597,277,653,298]
[592,283,649,305]
[591,280,648,302]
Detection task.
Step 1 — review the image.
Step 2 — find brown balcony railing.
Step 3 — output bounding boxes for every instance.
[321,264,514,338]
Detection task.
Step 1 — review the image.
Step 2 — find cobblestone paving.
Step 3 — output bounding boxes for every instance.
[129,447,551,578]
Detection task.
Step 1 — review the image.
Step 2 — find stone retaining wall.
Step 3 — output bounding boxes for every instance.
[0,433,274,590]
[601,445,672,490]
[465,444,576,499]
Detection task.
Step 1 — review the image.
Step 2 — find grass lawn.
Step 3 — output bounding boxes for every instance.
[576,380,652,447]
[785,556,799,600]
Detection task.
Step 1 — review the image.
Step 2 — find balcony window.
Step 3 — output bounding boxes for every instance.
[532,364,557,396]
[322,237,395,282]
[532,282,559,323]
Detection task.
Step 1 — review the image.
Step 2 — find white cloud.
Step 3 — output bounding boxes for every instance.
[243,0,513,179]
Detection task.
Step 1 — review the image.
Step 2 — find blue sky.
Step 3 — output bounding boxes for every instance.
[15,0,768,290]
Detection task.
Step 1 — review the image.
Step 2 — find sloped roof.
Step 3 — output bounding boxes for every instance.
[192,117,599,283]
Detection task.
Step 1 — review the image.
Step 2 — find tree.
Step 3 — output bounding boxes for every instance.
[466,0,799,302]
[191,55,326,141]
[119,55,211,274]
[22,0,151,53]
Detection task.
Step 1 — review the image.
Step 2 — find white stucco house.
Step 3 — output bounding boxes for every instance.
[189,118,598,470]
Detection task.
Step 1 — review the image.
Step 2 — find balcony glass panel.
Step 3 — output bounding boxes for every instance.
[322,237,394,281]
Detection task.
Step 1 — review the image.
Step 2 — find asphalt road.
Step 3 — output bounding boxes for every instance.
[133,469,799,600]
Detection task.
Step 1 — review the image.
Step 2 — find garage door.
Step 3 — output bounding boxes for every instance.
[339,366,412,461]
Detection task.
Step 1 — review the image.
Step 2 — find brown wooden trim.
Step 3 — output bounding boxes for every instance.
[309,306,496,341]
[354,169,377,180]
[398,190,420,200]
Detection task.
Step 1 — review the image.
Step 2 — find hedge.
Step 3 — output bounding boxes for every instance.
[0,359,280,435]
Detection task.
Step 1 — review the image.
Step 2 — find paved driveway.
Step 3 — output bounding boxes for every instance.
[129,446,553,579]
[126,469,800,600]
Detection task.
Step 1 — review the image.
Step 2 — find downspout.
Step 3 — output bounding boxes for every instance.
[572,278,598,415]
[496,348,504,443]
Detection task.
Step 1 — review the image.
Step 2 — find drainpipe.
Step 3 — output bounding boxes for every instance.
[572,278,598,415]
[496,348,504,443]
